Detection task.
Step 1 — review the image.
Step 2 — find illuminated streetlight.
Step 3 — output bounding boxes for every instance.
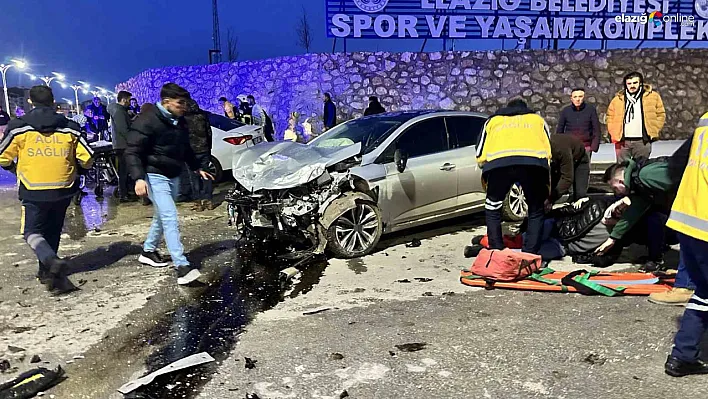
[96,87,112,104]
[68,83,88,115]
[26,72,65,87]
[1,59,27,113]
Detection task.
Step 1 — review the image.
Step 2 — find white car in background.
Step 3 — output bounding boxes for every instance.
[590,139,684,174]
[207,113,266,182]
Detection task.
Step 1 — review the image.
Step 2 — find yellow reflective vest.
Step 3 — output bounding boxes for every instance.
[666,112,708,242]
[0,108,94,201]
[476,110,552,172]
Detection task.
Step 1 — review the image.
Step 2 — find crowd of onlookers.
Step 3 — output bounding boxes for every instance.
[217,92,387,143]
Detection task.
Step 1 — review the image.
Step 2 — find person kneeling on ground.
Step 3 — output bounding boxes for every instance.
[125,83,214,285]
[596,155,683,271]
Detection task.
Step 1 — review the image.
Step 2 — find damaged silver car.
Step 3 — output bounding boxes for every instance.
[226,110,523,259]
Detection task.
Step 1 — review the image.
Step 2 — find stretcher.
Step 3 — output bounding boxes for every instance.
[460,268,675,296]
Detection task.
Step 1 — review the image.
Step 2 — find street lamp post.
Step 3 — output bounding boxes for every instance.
[61,98,73,115]
[69,82,90,115]
[96,87,112,104]
[1,59,27,113]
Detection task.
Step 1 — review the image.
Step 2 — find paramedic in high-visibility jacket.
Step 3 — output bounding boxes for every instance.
[476,98,552,254]
[0,86,94,294]
[663,113,708,377]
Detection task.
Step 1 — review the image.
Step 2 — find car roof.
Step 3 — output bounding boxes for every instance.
[358,109,489,122]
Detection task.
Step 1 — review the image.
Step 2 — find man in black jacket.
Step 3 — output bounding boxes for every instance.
[125,83,213,285]
[185,99,214,211]
[550,134,591,203]
[556,88,601,159]
[0,104,10,140]
[107,90,135,202]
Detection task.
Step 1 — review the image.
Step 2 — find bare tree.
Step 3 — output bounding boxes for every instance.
[226,28,239,61]
[296,6,313,53]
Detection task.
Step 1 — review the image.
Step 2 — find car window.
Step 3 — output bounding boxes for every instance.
[310,117,403,153]
[207,112,245,131]
[377,117,450,164]
[446,116,486,148]
[396,117,449,159]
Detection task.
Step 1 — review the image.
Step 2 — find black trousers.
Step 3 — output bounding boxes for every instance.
[484,165,549,254]
[573,158,590,200]
[115,149,132,198]
[21,198,72,271]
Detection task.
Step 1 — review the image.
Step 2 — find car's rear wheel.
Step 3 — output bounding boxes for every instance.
[208,156,224,183]
[326,202,383,259]
[503,183,528,222]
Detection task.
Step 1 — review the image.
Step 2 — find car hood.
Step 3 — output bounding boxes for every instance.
[232,142,362,191]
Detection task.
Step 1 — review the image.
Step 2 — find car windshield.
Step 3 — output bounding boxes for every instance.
[310,116,404,153]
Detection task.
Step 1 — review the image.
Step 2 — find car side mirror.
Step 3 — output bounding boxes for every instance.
[394,149,408,173]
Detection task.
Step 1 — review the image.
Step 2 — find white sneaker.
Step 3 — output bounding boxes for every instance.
[177,268,201,285]
[139,251,169,268]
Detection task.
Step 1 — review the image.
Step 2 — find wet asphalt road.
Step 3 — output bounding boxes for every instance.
[1,168,707,398]
[0,168,325,398]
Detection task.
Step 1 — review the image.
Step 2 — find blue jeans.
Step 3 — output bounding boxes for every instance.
[675,251,697,290]
[143,173,189,267]
[671,233,708,362]
[523,218,565,261]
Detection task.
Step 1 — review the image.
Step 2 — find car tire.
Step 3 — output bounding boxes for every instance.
[326,201,383,259]
[209,156,224,183]
[502,183,528,222]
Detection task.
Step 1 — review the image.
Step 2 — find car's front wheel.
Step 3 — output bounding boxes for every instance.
[326,202,383,259]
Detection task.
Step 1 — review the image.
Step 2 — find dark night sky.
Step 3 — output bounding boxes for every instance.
[1,0,705,95]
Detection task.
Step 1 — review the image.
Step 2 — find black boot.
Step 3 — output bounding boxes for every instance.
[665,356,708,377]
[44,257,77,294]
[640,259,666,273]
[36,264,51,285]
[464,245,484,259]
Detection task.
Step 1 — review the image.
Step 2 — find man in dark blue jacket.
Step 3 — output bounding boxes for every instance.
[556,88,601,160]
[323,92,336,131]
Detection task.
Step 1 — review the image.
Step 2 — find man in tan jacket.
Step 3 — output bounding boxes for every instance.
[606,71,665,163]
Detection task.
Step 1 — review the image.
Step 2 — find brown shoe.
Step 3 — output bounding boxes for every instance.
[191,201,204,212]
[202,200,216,211]
[648,288,694,306]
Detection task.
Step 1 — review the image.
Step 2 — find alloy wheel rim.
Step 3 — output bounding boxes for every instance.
[509,184,528,218]
[334,204,379,253]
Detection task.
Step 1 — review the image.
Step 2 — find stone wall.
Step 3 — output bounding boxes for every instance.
[117,48,708,140]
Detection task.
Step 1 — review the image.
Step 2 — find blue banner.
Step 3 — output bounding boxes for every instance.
[326,0,708,41]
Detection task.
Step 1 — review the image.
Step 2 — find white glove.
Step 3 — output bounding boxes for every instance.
[572,197,590,210]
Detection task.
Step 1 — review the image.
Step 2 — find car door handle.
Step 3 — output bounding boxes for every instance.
[440,163,456,171]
